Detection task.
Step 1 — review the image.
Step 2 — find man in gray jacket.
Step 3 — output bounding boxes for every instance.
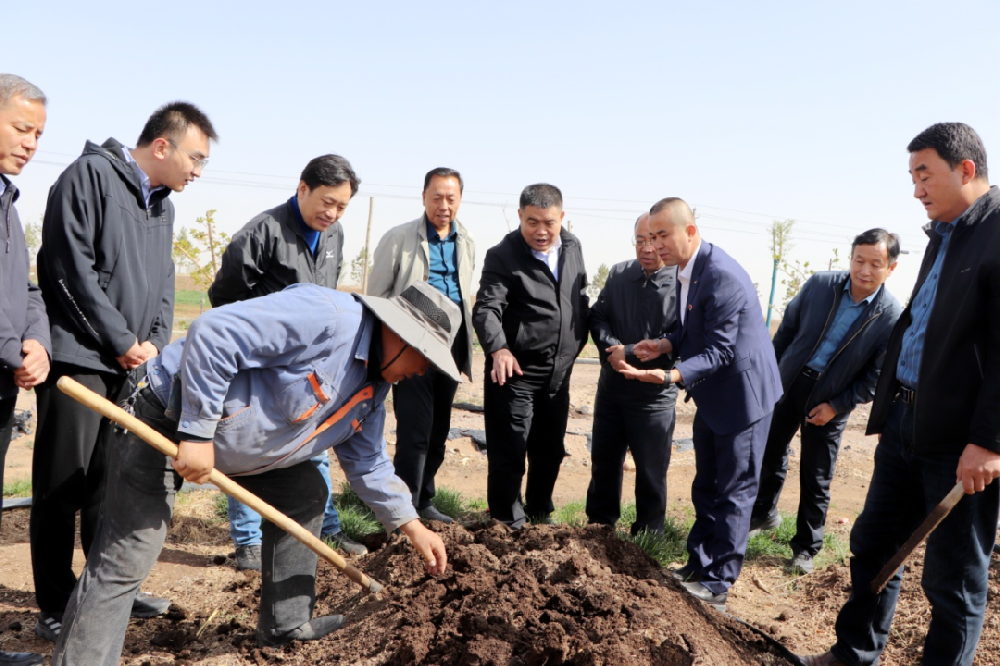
[751,229,902,575]
[209,154,366,569]
[367,167,475,522]
[33,101,217,642]
[0,73,51,666]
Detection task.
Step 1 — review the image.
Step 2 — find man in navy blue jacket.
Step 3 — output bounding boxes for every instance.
[0,72,51,666]
[751,229,902,575]
[635,197,782,612]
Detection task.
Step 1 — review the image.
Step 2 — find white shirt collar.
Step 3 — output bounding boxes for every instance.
[677,240,702,283]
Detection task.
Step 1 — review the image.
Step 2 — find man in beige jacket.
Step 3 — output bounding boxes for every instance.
[367,167,475,522]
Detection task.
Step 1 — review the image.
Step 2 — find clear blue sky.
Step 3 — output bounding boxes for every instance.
[7,0,1000,307]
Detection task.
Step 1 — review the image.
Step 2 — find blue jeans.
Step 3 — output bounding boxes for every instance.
[831,398,999,666]
[227,451,340,546]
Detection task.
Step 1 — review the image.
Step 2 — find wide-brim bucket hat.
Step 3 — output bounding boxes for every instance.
[356,282,463,382]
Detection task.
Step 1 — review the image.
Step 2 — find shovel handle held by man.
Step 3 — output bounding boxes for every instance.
[56,376,385,594]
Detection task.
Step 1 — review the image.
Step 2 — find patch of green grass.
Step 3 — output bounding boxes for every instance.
[551,500,587,527]
[744,513,796,562]
[333,482,381,539]
[213,492,230,523]
[175,289,208,308]
[626,524,689,567]
[430,488,464,521]
[2,478,31,498]
[815,530,850,568]
[333,504,382,540]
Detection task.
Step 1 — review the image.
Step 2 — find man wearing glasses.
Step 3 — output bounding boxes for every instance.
[586,213,679,535]
[32,102,217,643]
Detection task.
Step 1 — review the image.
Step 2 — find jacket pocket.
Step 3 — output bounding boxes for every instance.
[274,370,334,424]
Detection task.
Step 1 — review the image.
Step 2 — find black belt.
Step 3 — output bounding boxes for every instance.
[801,367,821,380]
[895,384,916,405]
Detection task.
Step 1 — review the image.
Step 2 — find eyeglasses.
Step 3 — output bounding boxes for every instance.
[168,139,209,171]
[634,239,654,248]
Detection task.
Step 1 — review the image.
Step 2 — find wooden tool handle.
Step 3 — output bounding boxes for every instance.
[870,480,964,594]
[56,376,384,593]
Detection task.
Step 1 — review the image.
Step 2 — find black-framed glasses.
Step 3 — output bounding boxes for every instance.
[168,139,209,170]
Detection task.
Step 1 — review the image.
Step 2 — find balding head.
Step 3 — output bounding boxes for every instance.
[649,197,696,228]
[647,197,700,269]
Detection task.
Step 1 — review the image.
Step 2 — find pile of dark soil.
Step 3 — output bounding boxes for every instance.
[121,522,798,665]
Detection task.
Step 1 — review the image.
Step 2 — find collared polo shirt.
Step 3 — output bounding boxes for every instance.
[806,281,880,372]
[426,218,462,305]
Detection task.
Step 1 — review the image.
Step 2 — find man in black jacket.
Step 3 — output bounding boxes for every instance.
[751,229,901,575]
[32,102,217,643]
[208,154,366,570]
[0,73,50,666]
[586,213,678,535]
[799,125,1000,666]
[473,183,589,529]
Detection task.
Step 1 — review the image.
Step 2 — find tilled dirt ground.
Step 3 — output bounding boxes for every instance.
[1,352,1000,664]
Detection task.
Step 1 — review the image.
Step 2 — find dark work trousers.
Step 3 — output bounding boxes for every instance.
[831,398,998,666]
[0,396,17,532]
[484,362,571,529]
[392,323,466,510]
[53,386,328,664]
[586,366,677,535]
[753,370,850,557]
[30,362,129,614]
[687,408,774,595]
[392,368,459,510]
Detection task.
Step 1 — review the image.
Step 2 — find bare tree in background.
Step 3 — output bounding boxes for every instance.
[172,209,231,289]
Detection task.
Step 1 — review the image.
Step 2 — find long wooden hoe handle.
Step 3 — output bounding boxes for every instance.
[57,376,384,593]
[870,480,965,594]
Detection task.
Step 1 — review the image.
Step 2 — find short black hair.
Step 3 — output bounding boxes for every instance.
[852,228,901,263]
[136,101,218,147]
[519,183,562,210]
[300,154,360,196]
[423,167,463,193]
[908,122,988,181]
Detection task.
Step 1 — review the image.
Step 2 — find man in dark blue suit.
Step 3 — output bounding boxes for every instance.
[634,197,782,611]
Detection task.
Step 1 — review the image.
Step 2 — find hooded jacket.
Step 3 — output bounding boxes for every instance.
[773,271,901,416]
[867,185,1000,455]
[207,198,344,307]
[473,228,589,390]
[0,177,51,398]
[37,138,175,374]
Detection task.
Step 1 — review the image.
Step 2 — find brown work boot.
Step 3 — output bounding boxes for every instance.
[797,651,846,666]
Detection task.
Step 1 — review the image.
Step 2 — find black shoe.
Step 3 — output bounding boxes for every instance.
[797,651,847,666]
[132,591,171,618]
[679,580,727,612]
[789,551,814,574]
[324,531,368,556]
[34,611,62,642]
[671,564,700,582]
[0,652,44,666]
[748,512,782,537]
[418,505,454,524]
[257,615,346,647]
[235,543,262,571]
